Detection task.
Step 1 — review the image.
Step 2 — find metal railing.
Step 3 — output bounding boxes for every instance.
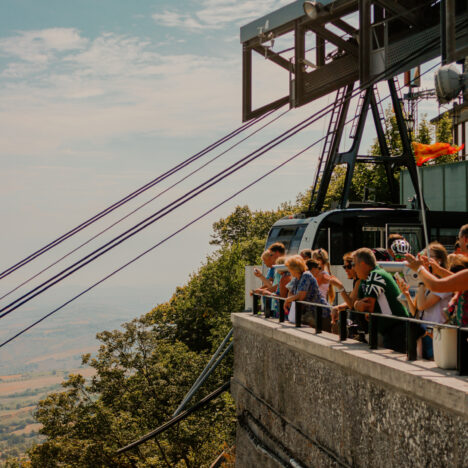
[251,293,468,376]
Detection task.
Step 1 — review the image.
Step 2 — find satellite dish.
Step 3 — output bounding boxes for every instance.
[434,63,467,104]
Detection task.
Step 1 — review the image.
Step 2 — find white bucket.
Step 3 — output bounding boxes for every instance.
[433,327,458,369]
[244,265,262,311]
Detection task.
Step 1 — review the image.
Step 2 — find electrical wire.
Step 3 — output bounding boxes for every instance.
[0,107,291,303]
[0,30,453,345]
[0,108,279,282]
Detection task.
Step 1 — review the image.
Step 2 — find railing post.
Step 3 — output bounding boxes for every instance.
[295,302,302,328]
[279,298,285,323]
[369,313,378,349]
[458,328,468,376]
[315,306,322,334]
[406,321,418,361]
[264,298,271,319]
[252,294,259,315]
[339,309,347,341]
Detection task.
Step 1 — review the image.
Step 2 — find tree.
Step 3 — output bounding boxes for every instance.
[433,112,458,164]
[210,204,294,247]
[27,201,293,467]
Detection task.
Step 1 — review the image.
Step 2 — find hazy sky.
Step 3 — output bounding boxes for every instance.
[0,0,444,348]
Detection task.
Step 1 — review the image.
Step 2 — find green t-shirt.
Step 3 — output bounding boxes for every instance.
[358,267,409,333]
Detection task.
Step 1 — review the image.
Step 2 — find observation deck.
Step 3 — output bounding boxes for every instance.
[231,312,468,467]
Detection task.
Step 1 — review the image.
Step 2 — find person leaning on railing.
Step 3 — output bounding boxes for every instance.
[284,255,330,329]
[330,252,367,339]
[352,248,423,353]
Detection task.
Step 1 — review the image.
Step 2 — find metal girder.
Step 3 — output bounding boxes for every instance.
[310,25,359,55]
[445,0,456,63]
[373,0,422,27]
[339,88,373,208]
[359,0,371,84]
[252,46,293,72]
[331,19,359,37]
[241,0,466,121]
[313,85,354,213]
[294,21,306,107]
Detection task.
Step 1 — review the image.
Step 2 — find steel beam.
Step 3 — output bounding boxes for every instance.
[388,78,421,206]
[316,35,326,67]
[445,0,456,63]
[359,0,372,84]
[252,45,294,72]
[331,19,358,37]
[311,25,358,55]
[294,20,306,107]
[242,45,252,122]
[373,0,422,27]
[313,84,354,212]
[246,96,290,122]
[339,88,373,208]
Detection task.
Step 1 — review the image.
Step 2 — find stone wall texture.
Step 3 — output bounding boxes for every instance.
[231,313,468,468]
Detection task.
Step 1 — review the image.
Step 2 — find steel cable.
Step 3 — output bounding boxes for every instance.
[0,108,291,302]
[0,108,279,282]
[0,34,451,344]
[0,100,333,321]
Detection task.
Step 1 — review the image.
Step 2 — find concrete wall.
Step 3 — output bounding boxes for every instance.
[231,313,468,468]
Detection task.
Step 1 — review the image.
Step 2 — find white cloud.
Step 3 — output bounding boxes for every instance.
[0,28,87,64]
[0,29,244,157]
[152,11,207,30]
[152,0,292,31]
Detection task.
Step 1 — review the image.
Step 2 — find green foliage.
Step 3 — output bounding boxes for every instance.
[435,112,453,144]
[300,105,458,210]
[26,202,289,467]
[433,112,458,164]
[416,116,432,145]
[210,204,294,247]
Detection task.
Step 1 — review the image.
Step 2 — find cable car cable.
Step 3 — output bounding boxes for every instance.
[0,56,445,346]
[0,108,278,282]
[0,111,343,348]
[0,37,449,335]
[0,101,335,320]
[0,107,291,303]
[0,38,447,321]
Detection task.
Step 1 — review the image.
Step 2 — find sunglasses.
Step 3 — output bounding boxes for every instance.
[343,263,354,270]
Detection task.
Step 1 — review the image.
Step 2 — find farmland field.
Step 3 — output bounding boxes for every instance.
[0,367,95,463]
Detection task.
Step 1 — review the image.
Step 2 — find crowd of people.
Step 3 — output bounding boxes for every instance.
[252,223,468,357]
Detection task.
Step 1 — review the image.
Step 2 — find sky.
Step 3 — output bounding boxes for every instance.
[0,0,448,349]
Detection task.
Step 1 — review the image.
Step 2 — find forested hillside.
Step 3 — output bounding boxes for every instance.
[4,204,293,467]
